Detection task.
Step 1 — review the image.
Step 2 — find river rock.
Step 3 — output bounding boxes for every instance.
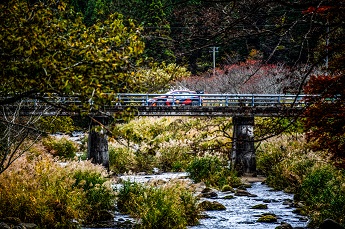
[20,223,37,229]
[0,219,38,229]
[251,204,268,209]
[234,189,258,197]
[223,195,234,199]
[282,199,293,206]
[0,222,10,229]
[257,213,277,223]
[201,187,213,193]
[275,222,293,229]
[319,219,345,229]
[237,184,248,190]
[152,167,160,174]
[97,210,114,221]
[199,200,226,211]
[191,182,206,193]
[199,191,218,198]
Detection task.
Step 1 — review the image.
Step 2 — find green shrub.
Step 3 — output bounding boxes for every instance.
[73,171,115,222]
[134,150,158,173]
[257,134,320,192]
[42,136,78,159]
[157,145,192,172]
[117,181,200,229]
[186,156,241,188]
[109,146,137,174]
[296,165,345,227]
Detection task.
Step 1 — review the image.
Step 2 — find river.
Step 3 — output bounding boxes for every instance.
[83,172,308,229]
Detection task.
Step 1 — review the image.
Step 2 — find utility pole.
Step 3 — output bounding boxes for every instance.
[210,46,219,76]
[325,18,329,75]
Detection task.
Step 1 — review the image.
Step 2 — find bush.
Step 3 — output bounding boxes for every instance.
[117,181,200,229]
[73,170,115,222]
[296,165,345,227]
[109,146,137,174]
[157,145,192,172]
[42,136,78,159]
[0,152,115,228]
[256,134,345,227]
[257,134,321,192]
[186,156,241,188]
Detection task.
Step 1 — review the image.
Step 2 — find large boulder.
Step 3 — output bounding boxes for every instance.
[319,219,345,229]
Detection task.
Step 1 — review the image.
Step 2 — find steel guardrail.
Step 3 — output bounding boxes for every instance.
[2,94,322,117]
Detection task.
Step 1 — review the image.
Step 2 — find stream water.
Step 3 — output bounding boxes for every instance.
[189,181,308,229]
[83,172,308,229]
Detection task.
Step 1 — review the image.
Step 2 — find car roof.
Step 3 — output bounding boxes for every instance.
[167,90,197,94]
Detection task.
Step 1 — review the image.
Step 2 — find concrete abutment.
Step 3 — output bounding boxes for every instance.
[87,116,109,170]
[231,116,256,174]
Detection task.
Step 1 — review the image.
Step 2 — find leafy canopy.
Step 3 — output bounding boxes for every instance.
[0,0,145,110]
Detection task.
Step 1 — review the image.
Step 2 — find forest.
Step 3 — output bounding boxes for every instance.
[0,0,344,228]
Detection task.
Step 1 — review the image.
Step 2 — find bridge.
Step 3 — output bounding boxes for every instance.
[13,93,311,117]
[3,93,314,174]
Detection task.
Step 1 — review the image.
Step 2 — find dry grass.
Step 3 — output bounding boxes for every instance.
[0,148,114,228]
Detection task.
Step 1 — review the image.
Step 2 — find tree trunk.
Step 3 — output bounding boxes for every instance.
[231,116,256,175]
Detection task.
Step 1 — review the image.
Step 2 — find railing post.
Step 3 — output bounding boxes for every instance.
[251,95,254,107]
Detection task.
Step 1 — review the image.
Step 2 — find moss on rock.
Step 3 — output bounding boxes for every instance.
[199,200,226,211]
[257,214,277,223]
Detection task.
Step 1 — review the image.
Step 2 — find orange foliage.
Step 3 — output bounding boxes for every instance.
[304,73,345,164]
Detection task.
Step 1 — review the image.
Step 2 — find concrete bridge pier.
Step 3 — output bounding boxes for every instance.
[87,116,109,170]
[231,116,256,175]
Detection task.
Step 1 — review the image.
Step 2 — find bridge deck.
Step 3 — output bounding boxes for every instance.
[3,94,311,117]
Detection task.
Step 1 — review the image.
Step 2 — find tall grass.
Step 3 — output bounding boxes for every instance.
[117,180,200,229]
[256,134,345,227]
[0,152,115,228]
[256,134,325,192]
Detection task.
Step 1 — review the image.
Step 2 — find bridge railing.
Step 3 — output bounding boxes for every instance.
[112,94,310,107]
[4,93,315,109]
